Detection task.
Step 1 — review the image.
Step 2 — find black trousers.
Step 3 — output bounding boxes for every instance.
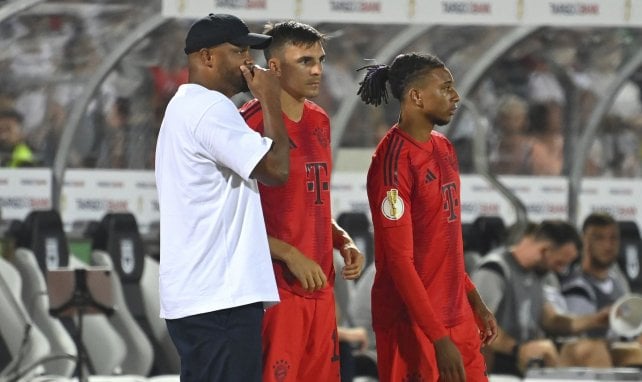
[166,302,264,382]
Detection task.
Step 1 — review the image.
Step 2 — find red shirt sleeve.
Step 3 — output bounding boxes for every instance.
[380,224,449,341]
[464,273,476,293]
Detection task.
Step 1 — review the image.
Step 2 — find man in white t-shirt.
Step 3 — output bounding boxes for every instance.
[154,13,289,382]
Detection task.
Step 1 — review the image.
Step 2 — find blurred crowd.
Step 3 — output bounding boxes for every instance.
[1,1,642,178]
[463,212,642,377]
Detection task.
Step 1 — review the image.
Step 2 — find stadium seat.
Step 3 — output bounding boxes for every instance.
[12,243,77,377]
[90,212,179,375]
[147,376,180,382]
[524,366,642,381]
[489,375,522,382]
[617,221,642,294]
[468,216,507,256]
[13,209,126,376]
[30,377,148,382]
[0,256,51,381]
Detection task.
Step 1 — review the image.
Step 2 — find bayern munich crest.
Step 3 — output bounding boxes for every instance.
[381,188,404,220]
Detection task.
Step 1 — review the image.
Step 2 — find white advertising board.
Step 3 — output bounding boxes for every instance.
[299,0,407,24]
[578,178,641,225]
[61,170,159,233]
[5,168,640,236]
[414,0,521,25]
[0,168,52,221]
[331,172,642,229]
[522,0,628,26]
[161,0,299,20]
[162,0,642,26]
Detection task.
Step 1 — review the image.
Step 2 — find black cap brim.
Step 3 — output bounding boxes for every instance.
[230,33,272,50]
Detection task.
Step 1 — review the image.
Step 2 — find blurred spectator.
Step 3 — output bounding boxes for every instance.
[527,53,566,106]
[0,108,36,167]
[582,38,642,177]
[317,35,357,114]
[34,30,102,167]
[10,15,71,139]
[528,101,565,175]
[489,94,534,174]
[94,97,129,168]
[562,212,642,366]
[0,92,14,110]
[472,220,609,376]
[588,115,640,177]
[148,23,189,128]
[2,7,642,174]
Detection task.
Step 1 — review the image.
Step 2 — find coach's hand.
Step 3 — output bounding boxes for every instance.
[241,64,281,107]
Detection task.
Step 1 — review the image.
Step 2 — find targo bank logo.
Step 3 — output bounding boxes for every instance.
[216,0,266,9]
[76,198,128,211]
[441,1,491,14]
[549,2,599,15]
[330,1,381,12]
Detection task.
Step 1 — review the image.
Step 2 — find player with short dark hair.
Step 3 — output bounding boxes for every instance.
[359,52,497,382]
[241,20,364,382]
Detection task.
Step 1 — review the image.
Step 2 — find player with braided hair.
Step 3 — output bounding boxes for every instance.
[360,52,498,382]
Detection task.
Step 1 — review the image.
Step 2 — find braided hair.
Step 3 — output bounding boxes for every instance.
[357,53,445,107]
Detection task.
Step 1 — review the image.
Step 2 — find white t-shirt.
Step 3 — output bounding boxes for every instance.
[155,84,279,319]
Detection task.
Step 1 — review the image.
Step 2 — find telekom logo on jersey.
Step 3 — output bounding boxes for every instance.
[305,162,329,205]
[442,182,458,222]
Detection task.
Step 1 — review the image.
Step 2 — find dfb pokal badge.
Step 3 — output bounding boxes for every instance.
[382,188,404,220]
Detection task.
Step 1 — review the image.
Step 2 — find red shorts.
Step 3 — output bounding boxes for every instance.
[262,287,340,382]
[375,313,487,382]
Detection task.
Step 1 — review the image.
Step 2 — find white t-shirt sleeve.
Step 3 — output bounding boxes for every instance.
[194,98,273,181]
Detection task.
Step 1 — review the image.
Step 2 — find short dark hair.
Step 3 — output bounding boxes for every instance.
[0,108,23,123]
[582,212,617,233]
[535,219,582,251]
[262,21,326,60]
[504,221,538,246]
[357,53,445,106]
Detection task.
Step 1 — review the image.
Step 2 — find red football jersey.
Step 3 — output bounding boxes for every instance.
[367,126,474,341]
[241,99,335,298]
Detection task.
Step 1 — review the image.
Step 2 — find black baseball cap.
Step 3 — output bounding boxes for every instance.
[184,13,272,54]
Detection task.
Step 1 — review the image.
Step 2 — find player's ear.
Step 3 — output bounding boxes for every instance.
[409,88,423,108]
[199,48,214,68]
[268,58,281,76]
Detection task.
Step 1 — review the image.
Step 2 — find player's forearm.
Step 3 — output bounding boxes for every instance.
[267,236,297,263]
[466,288,488,313]
[331,219,355,249]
